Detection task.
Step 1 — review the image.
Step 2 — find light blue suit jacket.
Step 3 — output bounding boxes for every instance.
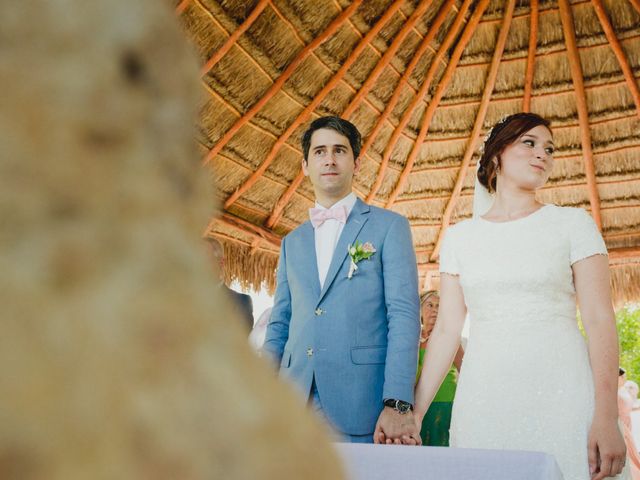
[263,198,420,436]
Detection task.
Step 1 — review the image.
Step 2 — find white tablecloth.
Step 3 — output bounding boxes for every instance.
[334,443,563,480]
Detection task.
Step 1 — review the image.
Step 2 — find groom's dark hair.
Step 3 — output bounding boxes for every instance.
[301,116,362,162]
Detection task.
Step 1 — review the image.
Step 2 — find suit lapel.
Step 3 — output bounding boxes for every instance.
[299,221,322,297]
[317,198,370,304]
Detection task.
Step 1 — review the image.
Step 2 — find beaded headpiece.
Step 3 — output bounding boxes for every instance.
[479,114,512,155]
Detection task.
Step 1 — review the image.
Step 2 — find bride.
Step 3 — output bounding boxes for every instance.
[414,113,627,479]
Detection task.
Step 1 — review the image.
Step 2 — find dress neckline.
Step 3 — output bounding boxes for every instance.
[479,204,551,225]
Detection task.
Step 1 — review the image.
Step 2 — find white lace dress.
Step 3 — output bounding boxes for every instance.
[440,204,627,480]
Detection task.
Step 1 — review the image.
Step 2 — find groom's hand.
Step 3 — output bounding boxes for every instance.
[374,407,421,446]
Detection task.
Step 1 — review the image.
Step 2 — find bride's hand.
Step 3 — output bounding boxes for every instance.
[412,409,425,437]
[587,416,626,479]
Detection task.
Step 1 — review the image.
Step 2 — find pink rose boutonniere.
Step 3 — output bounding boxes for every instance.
[347,241,376,279]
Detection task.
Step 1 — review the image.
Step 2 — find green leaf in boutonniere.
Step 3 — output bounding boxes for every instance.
[347,240,377,279]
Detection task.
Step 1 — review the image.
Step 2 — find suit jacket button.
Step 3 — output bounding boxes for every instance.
[306,348,313,357]
[314,308,324,316]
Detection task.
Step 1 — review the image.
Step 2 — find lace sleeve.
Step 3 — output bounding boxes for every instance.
[439,228,460,275]
[569,208,608,265]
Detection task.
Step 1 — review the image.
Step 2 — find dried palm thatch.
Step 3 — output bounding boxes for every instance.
[177,0,640,305]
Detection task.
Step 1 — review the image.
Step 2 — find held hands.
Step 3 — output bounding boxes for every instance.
[373,407,422,445]
[587,416,626,479]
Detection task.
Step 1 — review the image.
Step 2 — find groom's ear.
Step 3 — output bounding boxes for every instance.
[301,157,309,176]
[353,156,361,175]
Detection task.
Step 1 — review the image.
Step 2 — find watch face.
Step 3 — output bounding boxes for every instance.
[384,399,412,413]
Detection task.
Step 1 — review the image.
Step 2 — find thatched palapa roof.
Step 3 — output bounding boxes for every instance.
[175,0,640,306]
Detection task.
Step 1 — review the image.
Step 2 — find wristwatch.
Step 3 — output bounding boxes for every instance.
[383,398,413,414]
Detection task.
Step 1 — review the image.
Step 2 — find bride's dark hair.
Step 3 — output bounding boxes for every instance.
[478,113,552,193]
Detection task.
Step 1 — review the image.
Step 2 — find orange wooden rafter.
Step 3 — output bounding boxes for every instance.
[266,169,306,228]
[392,179,640,212]
[265,1,417,228]
[204,0,362,164]
[591,0,640,118]
[439,74,640,110]
[200,0,270,77]
[630,0,640,15]
[350,0,458,174]
[523,0,538,112]
[459,30,640,73]
[558,0,602,229]
[193,0,274,80]
[376,109,637,151]
[175,0,190,15]
[480,0,591,24]
[430,0,516,261]
[224,0,406,215]
[217,212,282,248]
[269,3,358,96]
[209,231,279,255]
[390,174,640,205]
[356,0,452,164]
[340,0,436,120]
[384,0,491,210]
[366,0,474,203]
[370,135,639,180]
[249,238,263,255]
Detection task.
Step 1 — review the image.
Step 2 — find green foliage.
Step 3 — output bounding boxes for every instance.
[577,304,639,384]
[617,304,640,385]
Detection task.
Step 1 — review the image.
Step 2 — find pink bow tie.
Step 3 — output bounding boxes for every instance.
[309,205,348,228]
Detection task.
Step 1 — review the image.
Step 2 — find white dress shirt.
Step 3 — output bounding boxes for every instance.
[313,192,357,289]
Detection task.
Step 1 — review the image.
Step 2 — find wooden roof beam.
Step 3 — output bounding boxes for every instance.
[438,74,640,110]
[211,212,282,249]
[200,0,269,77]
[209,232,278,256]
[457,30,640,71]
[390,175,640,205]
[175,0,190,15]
[357,0,458,173]
[430,0,516,261]
[384,0,492,210]
[340,0,436,119]
[224,0,406,214]
[591,0,640,118]
[266,0,439,228]
[203,0,362,164]
[558,0,603,229]
[523,0,539,112]
[478,0,590,24]
[630,0,640,15]
[365,0,473,203]
[266,170,306,228]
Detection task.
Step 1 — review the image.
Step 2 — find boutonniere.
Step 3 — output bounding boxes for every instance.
[347,241,376,279]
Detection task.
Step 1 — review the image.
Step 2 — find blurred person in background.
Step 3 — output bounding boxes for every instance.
[207,237,254,332]
[625,381,640,410]
[416,290,464,446]
[619,368,640,478]
[249,307,272,354]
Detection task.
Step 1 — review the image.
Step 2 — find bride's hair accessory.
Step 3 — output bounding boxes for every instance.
[479,115,510,154]
[477,113,551,194]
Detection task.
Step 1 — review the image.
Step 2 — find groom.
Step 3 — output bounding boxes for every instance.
[263,116,421,444]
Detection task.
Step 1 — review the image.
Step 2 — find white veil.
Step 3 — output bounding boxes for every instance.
[466,159,495,342]
[472,160,494,219]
